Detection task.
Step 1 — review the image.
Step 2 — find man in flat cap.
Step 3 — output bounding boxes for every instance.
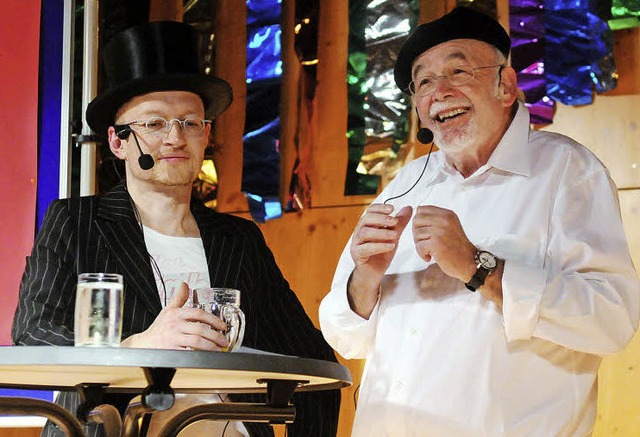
[320,7,639,435]
[13,20,339,437]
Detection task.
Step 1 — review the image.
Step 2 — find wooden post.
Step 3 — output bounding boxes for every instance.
[211,0,248,213]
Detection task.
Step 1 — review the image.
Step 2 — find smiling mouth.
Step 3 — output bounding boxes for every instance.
[434,108,468,123]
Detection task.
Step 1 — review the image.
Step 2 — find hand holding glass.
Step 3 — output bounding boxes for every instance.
[74,273,123,347]
[190,288,245,352]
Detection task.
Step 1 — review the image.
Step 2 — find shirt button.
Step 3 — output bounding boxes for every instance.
[409,328,417,337]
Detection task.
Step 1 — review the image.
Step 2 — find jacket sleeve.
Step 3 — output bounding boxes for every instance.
[230,221,341,437]
[12,199,77,346]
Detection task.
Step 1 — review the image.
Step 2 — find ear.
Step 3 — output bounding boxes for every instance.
[498,66,519,107]
[107,126,126,160]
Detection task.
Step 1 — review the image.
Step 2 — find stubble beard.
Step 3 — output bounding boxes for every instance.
[129,157,200,188]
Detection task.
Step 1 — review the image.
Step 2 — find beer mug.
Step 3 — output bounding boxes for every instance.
[190,288,245,352]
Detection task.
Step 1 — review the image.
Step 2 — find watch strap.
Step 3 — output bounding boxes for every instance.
[465,266,490,292]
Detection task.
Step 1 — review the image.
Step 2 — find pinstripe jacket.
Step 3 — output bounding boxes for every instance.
[12,183,340,437]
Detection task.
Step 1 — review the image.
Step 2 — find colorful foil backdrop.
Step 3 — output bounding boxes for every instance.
[346,0,418,195]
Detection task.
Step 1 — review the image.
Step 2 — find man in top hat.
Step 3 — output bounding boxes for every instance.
[12,21,339,436]
[320,7,639,435]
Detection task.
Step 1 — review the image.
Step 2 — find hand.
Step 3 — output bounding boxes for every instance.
[120,282,230,351]
[348,204,413,318]
[412,205,476,282]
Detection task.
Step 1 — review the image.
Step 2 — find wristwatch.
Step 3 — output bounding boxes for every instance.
[465,250,498,292]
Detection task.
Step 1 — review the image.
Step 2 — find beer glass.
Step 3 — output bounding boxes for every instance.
[191,288,245,352]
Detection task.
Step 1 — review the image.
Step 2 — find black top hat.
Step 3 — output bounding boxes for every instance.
[86,21,233,135]
[394,7,511,93]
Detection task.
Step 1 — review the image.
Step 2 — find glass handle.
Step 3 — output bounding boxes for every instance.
[221,306,245,352]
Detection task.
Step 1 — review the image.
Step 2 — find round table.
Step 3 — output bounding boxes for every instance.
[0,346,351,436]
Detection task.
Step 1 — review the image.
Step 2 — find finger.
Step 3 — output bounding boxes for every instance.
[367,203,395,215]
[180,307,228,331]
[393,206,413,232]
[415,241,433,263]
[359,210,400,230]
[167,282,190,309]
[353,242,396,264]
[181,330,230,351]
[357,225,403,243]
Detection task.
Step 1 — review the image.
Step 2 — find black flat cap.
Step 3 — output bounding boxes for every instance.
[394,7,511,93]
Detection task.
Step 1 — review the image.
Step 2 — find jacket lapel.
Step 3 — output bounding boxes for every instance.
[95,184,163,316]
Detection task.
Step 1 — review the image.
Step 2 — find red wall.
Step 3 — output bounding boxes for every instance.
[0,2,41,345]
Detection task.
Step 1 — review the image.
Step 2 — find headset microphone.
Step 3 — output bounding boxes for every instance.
[416,127,434,144]
[114,124,155,170]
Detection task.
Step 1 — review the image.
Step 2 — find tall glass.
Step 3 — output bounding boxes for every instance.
[74,273,124,347]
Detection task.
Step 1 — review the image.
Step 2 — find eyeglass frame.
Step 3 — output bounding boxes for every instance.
[118,117,212,137]
[408,64,506,97]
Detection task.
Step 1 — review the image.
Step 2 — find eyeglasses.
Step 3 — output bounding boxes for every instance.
[408,64,505,97]
[122,117,211,137]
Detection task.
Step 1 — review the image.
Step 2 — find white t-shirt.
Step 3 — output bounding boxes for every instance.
[143,225,249,437]
[143,225,211,305]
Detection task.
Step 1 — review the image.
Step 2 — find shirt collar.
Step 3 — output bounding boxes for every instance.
[485,101,533,177]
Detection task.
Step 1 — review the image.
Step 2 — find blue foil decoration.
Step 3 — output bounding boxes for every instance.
[243,0,283,222]
[246,24,283,83]
[245,193,283,223]
[545,2,617,105]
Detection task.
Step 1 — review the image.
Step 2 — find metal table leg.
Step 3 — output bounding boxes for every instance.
[0,396,85,437]
[156,402,296,437]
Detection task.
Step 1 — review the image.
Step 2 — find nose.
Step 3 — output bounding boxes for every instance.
[431,75,455,99]
[164,119,184,135]
[163,120,187,143]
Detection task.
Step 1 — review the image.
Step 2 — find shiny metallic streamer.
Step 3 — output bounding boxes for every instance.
[345,0,418,195]
[545,2,617,105]
[510,0,555,124]
[364,0,417,140]
[609,0,640,30]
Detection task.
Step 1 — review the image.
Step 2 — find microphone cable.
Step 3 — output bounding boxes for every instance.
[383,141,435,205]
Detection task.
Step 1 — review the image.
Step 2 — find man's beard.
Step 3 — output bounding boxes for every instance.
[433,118,478,154]
[131,157,200,187]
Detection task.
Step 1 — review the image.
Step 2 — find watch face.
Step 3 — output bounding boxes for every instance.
[478,251,497,269]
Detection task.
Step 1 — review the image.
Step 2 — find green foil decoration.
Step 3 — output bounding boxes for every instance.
[609,0,640,29]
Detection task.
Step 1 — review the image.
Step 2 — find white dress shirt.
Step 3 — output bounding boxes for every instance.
[319,102,640,436]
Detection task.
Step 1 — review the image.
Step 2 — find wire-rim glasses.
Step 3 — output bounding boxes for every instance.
[408,64,505,97]
[121,117,211,137]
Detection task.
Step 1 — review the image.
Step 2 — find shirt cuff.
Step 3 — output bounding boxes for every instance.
[501,260,546,341]
[319,281,380,359]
